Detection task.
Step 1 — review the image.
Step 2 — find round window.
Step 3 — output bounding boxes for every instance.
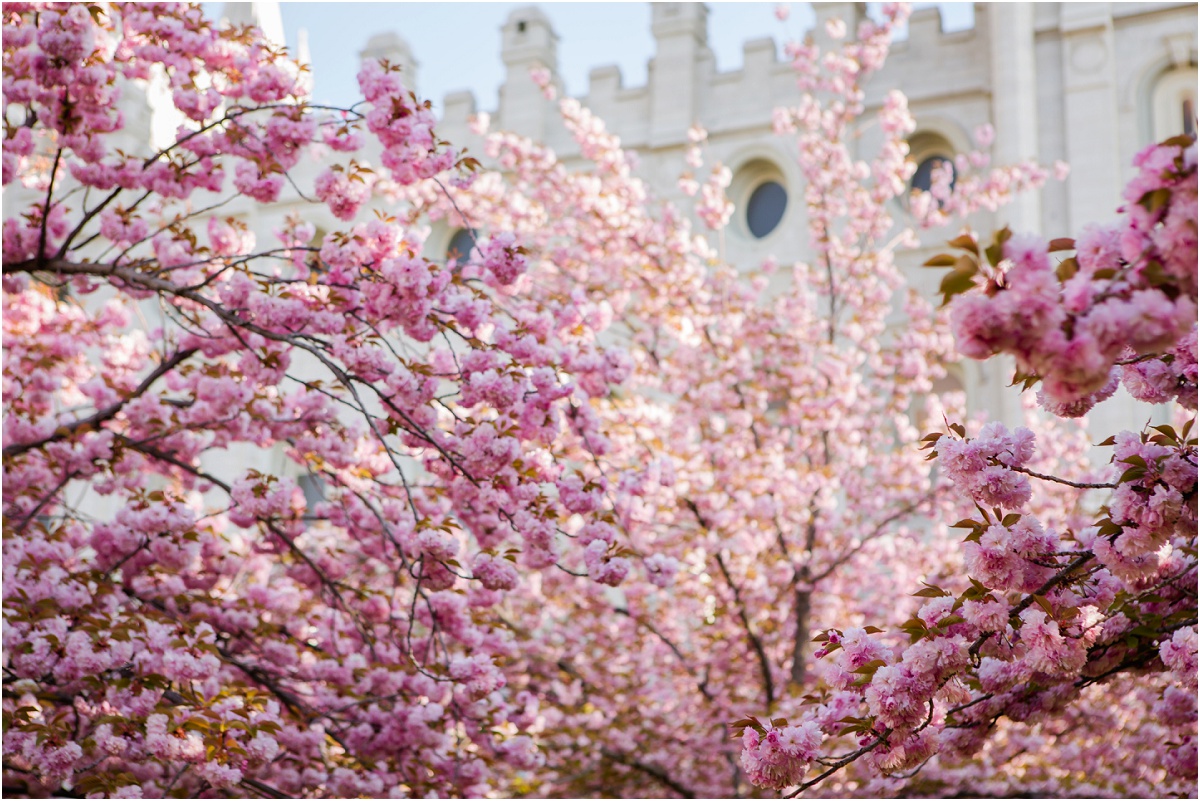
[746,180,787,239]
[910,155,956,195]
[447,228,476,262]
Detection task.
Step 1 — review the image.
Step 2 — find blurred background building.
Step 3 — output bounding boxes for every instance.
[131,2,1199,440]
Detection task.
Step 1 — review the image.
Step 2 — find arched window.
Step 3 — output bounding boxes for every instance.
[906,131,958,209]
[447,228,476,262]
[298,473,326,523]
[1153,66,1198,140]
[731,158,789,241]
[745,181,788,239]
[910,155,957,194]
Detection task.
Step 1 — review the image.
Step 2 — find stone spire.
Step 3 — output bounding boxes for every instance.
[498,7,560,140]
[361,32,419,89]
[810,2,865,44]
[649,3,714,146]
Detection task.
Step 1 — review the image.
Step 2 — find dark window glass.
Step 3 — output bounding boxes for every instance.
[298,474,325,521]
[1184,97,1196,137]
[911,155,957,194]
[447,229,476,262]
[746,181,787,239]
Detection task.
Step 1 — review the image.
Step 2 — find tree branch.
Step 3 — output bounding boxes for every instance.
[3,348,197,458]
[1010,465,1116,490]
[600,748,696,799]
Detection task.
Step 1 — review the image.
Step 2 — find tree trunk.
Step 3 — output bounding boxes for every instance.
[790,587,812,686]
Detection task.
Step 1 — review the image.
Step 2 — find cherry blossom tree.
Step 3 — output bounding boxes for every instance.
[5,3,1193,799]
[383,6,1161,798]
[3,3,629,797]
[736,134,1197,797]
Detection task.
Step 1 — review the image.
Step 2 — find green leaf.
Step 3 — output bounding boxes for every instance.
[730,715,767,736]
[947,234,979,255]
[938,270,977,306]
[1143,260,1170,287]
[984,242,1003,268]
[923,254,958,268]
[1138,187,1171,214]
[1118,466,1146,484]
[1055,256,1079,282]
[1160,134,1196,148]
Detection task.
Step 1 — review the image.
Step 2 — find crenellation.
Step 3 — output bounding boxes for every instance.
[588,64,624,92]
[742,37,779,77]
[704,57,794,137]
[863,23,989,109]
[906,6,947,40]
[441,91,477,127]
[585,65,652,148]
[811,2,865,43]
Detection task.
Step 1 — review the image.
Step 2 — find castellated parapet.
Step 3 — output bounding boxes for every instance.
[115,1,1194,441]
[428,1,1196,435]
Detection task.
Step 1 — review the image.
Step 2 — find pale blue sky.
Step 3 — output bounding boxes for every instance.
[212,3,974,113]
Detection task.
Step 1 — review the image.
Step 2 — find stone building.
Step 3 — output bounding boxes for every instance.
[355,2,1196,436]
[108,1,1196,471]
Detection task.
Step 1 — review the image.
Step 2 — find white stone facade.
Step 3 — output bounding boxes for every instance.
[7,2,1193,531]
[415,3,1196,437]
[111,2,1200,451]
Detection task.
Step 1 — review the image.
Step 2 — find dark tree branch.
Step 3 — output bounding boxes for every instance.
[600,748,697,799]
[3,348,198,458]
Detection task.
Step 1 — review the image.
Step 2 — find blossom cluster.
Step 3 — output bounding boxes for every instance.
[738,147,1198,794]
[2,4,635,797]
[948,136,1197,412]
[937,422,1036,509]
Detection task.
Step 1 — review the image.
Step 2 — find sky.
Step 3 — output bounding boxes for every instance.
[209,2,975,114]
